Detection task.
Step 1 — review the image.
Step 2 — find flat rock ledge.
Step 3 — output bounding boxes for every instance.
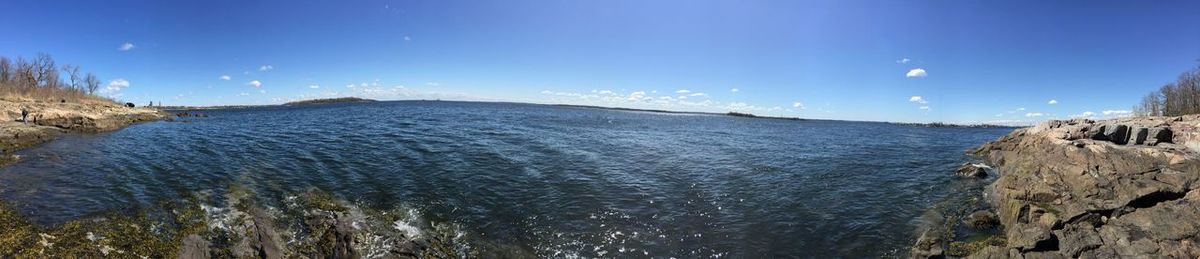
[914,116,1200,258]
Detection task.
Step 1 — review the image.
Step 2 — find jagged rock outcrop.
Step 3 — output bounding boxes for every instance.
[940,116,1200,258]
[956,163,991,178]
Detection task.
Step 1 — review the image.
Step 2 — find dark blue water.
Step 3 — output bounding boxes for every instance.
[0,101,1010,257]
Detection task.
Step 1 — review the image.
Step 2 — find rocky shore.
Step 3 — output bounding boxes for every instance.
[914,116,1200,258]
[0,99,481,258]
[0,98,164,165]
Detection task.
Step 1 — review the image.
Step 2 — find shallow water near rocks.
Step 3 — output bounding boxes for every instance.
[0,101,1011,257]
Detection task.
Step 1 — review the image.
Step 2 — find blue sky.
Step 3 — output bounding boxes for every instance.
[2,0,1198,124]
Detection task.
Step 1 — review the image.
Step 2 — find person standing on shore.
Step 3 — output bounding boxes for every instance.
[20,108,28,124]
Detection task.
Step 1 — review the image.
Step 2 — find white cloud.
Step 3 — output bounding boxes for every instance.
[896,58,911,64]
[259,65,274,71]
[426,82,440,86]
[118,42,135,51]
[1048,99,1058,104]
[1071,111,1095,118]
[905,68,927,78]
[689,93,707,97]
[1017,107,1026,111]
[628,91,646,101]
[919,106,931,110]
[101,79,130,94]
[1102,110,1131,115]
[259,89,266,94]
[1025,112,1045,117]
[730,88,740,93]
[309,85,320,89]
[793,102,805,109]
[247,80,262,87]
[675,89,691,94]
[219,75,231,81]
[404,36,411,41]
[238,92,250,96]
[908,96,927,104]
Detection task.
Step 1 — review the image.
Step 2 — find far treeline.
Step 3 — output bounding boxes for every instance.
[1135,64,1200,116]
[0,53,109,102]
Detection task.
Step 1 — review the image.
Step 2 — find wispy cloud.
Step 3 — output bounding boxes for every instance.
[1071,111,1095,118]
[689,92,707,97]
[905,68,927,78]
[1025,112,1045,117]
[908,96,927,104]
[309,85,320,89]
[247,80,262,87]
[101,79,130,94]
[1102,110,1131,116]
[919,106,930,110]
[730,88,739,93]
[259,65,274,71]
[793,101,805,109]
[118,42,135,51]
[628,91,646,101]
[675,89,691,94]
[219,75,231,81]
[1048,99,1058,104]
[896,58,911,64]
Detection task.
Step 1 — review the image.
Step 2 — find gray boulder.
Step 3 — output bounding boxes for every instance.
[1101,124,1130,144]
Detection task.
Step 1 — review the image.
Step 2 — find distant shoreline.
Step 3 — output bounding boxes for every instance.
[154,99,1020,128]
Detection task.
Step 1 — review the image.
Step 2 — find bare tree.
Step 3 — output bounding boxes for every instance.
[84,72,101,94]
[14,57,36,89]
[63,64,81,90]
[1135,64,1200,116]
[0,57,11,84]
[32,53,58,88]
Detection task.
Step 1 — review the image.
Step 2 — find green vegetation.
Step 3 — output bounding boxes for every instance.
[0,198,208,258]
[947,234,1006,257]
[1135,64,1200,116]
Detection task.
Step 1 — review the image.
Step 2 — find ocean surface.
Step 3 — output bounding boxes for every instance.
[0,101,1011,257]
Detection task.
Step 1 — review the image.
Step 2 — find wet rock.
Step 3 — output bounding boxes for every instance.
[179,234,210,259]
[965,210,999,229]
[233,207,285,259]
[910,229,945,259]
[955,163,990,178]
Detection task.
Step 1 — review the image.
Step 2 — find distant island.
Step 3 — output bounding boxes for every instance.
[725,111,803,120]
[889,122,1018,129]
[549,104,805,121]
[284,97,376,106]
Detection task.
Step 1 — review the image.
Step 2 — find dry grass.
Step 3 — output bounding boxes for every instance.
[0,83,116,105]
